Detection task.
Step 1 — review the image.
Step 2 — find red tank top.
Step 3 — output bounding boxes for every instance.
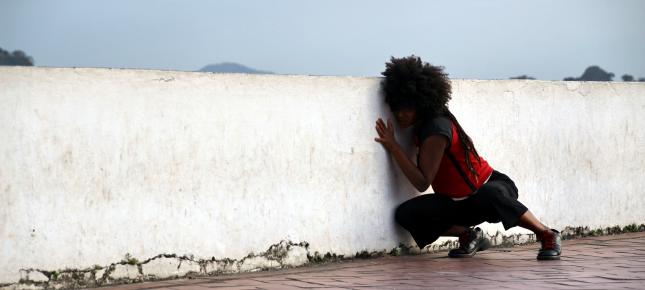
[416,121,494,199]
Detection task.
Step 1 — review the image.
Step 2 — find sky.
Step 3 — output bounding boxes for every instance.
[2,0,644,80]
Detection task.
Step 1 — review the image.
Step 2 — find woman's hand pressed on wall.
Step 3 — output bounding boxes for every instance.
[374,116,427,191]
[374,118,399,151]
[374,117,445,192]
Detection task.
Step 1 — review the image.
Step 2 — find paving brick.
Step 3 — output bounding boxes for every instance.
[98,232,645,289]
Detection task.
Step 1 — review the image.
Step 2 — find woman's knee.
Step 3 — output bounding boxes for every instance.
[395,195,449,226]
[394,202,413,226]
[477,183,511,201]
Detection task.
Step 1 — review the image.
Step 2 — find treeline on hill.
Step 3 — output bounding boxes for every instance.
[0,47,34,66]
[511,66,645,82]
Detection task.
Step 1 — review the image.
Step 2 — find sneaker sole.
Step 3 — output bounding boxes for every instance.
[537,254,561,261]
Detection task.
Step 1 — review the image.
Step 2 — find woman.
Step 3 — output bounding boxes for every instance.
[374,56,561,260]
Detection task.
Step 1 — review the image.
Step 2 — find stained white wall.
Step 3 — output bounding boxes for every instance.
[1,67,644,284]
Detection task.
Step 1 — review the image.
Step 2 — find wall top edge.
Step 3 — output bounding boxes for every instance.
[0,65,380,81]
[1,66,645,86]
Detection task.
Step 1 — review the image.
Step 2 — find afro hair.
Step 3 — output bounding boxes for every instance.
[380,55,452,114]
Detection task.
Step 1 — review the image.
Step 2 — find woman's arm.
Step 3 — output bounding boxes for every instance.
[375,118,447,192]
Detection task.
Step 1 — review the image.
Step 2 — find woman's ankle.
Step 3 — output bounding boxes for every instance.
[536,227,554,240]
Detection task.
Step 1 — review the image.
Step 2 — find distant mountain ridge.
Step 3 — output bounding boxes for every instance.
[199,62,273,74]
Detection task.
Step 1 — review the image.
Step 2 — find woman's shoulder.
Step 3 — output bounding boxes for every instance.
[418,113,452,131]
[416,113,453,144]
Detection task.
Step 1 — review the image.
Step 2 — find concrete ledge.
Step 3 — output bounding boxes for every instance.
[1,67,644,287]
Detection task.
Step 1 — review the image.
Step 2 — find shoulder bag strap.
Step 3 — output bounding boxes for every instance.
[445,150,477,192]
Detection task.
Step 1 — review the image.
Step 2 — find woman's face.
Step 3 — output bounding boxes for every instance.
[393,108,418,128]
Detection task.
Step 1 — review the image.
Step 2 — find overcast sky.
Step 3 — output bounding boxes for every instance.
[2,0,644,80]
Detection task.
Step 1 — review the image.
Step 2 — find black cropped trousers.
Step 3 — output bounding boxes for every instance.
[394,170,529,249]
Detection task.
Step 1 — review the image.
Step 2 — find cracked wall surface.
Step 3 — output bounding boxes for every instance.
[1,67,644,288]
[4,240,310,289]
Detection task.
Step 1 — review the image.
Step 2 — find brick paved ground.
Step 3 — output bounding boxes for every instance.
[101,232,645,290]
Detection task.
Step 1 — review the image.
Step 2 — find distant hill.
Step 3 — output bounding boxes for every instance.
[0,47,34,66]
[564,65,614,81]
[509,75,536,80]
[510,65,644,82]
[199,62,273,74]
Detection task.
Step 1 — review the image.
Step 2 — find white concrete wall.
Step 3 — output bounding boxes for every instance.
[1,67,644,286]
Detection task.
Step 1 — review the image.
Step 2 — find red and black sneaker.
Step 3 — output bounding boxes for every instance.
[448,227,491,258]
[537,229,562,260]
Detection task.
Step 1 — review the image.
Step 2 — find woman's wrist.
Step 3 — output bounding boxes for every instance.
[387,142,402,153]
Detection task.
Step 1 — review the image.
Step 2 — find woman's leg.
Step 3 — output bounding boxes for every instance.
[395,193,458,249]
[465,171,561,260]
[469,172,550,234]
[395,194,491,257]
[462,172,529,230]
[518,210,549,234]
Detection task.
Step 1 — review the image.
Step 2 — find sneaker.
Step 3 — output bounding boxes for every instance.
[537,229,562,260]
[448,227,491,258]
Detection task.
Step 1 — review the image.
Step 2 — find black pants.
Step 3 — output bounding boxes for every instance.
[395,170,529,249]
